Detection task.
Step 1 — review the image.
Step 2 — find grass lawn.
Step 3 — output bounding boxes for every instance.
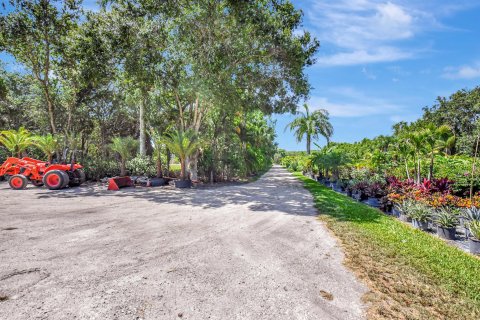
[295,172,480,319]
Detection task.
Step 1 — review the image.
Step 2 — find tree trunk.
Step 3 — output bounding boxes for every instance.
[417,158,421,184]
[428,153,434,180]
[139,96,146,156]
[405,159,410,180]
[306,134,311,154]
[120,160,126,176]
[470,135,480,201]
[43,85,57,134]
[156,156,163,178]
[180,158,187,180]
[189,150,199,181]
[166,149,171,175]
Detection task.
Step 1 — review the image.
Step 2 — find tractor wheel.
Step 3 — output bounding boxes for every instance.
[43,170,68,190]
[31,180,44,187]
[9,174,28,190]
[69,169,86,187]
[59,171,70,188]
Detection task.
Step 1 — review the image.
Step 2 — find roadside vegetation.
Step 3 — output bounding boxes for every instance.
[278,86,480,255]
[0,0,318,182]
[296,173,480,319]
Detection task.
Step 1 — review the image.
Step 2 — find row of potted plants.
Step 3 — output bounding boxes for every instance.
[394,201,480,254]
[314,173,480,255]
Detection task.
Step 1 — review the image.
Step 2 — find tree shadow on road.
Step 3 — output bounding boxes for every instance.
[19,167,319,217]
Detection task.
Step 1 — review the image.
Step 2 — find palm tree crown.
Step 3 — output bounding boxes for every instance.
[0,127,33,157]
[286,104,333,154]
[163,129,201,180]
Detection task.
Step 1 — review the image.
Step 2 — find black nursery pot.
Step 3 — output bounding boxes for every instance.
[436,226,456,240]
[469,238,480,255]
[174,179,192,188]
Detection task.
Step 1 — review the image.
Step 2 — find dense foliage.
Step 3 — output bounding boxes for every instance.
[279,86,480,200]
[0,0,319,181]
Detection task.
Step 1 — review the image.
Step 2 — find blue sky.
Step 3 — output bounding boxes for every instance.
[275,0,480,150]
[2,0,480,151]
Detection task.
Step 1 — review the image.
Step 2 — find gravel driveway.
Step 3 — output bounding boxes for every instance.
[0,165,366,320]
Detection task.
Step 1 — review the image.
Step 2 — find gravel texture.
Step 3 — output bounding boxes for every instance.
[0,165,366,319]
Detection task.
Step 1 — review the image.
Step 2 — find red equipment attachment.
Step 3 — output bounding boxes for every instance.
[0,157,85,190]
[107,176,134,191]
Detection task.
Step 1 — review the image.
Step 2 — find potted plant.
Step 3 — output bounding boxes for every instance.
[365,183,386,208]
[434,208,458,240]
[467,220,480,255]
[352,182,369,201]
[163,129,200,188]
[408,202,432,231]
[462,207,480,238]
[395,200,413,221]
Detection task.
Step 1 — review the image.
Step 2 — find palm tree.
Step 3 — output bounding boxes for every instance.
[286,104,333,154]
[163,129,201,181]
[406,131,428,184]
[423,124,454,180]
[110,137,138,176]
[396,140,412,180]
[0,127,33,157]
[151,130,164,178]
[33,134,59,163]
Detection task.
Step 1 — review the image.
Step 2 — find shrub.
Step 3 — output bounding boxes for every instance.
[82,158,119,180]
[126,156,156,177]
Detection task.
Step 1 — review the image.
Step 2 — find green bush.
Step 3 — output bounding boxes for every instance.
[126,156,156,177]
[82,158,119,180]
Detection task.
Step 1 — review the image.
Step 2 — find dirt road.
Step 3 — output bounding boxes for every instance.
[0,166,366,319]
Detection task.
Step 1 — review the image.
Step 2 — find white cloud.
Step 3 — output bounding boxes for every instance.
[361,66,377,80]
[317,47,412,66]
[306,0,437,66]
[442,62,480,79]
[306,87,405,117]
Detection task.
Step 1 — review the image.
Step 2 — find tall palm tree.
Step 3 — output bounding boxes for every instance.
[406,131,428,184]
[110,137,138,176]
[163,129,201,181]
[286,104,333,154]
[33,134,59,163]
[0,127,33,157]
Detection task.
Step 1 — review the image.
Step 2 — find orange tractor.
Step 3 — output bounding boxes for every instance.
[0,157,86,190]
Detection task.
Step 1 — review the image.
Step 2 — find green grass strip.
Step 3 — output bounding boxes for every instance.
[294,172,480,311]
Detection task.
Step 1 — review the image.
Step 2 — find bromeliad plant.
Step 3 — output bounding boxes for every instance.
[406,201,432,223]
[434,208,459,229]
[469,221,480,241]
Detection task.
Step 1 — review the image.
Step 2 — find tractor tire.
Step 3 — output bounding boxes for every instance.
[43,170,68,190]
[9,174,28,190]
[59,171,70,188]
[31,180,44,187]
[69,169,86,187]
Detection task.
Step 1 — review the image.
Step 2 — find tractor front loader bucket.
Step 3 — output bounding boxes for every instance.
[107,176,134,191]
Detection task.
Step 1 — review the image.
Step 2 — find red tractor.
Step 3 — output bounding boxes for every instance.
[0,157,86,190]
